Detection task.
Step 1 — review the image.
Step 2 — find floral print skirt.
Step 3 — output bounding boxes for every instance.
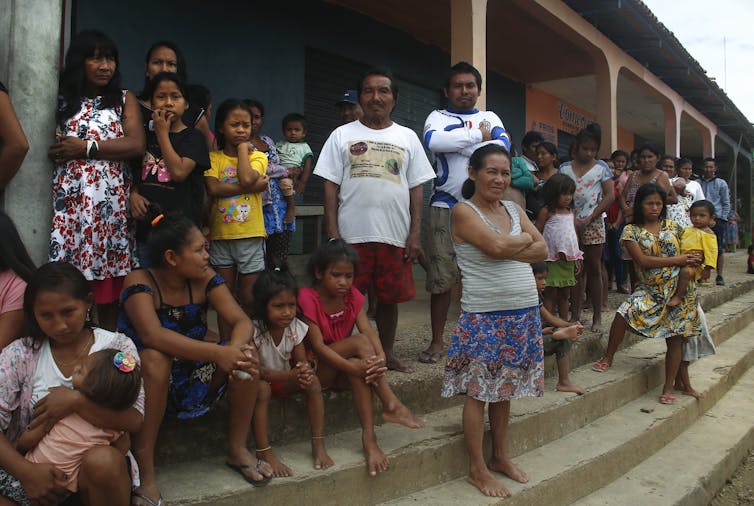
[442,307,544,402]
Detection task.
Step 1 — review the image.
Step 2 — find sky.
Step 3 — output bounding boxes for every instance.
[641,0,754,123]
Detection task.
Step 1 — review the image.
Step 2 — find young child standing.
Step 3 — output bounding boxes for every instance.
[535,174,583,323]
[276,113,314,222]
[250,266,333,476]
[297,240,424,477]
[531,263,585,395]
[19,349,142,494]
[204,99,270,330]
[668,200,717,307]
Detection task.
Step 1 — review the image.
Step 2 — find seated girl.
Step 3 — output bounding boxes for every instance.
[297,240,424,477]
[0,262,144,506]
[118,211,270,506]
[250,266,333,476]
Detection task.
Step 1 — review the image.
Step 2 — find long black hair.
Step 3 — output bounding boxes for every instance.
[252,264,298,332]
[540,173,576,210]
[461,144,512,199]
[145,207,199,268]
[632,183,667,226]
[0,211,36,282]
[214,99,252,149]
[57,30,122,124]
[307,239,360,284]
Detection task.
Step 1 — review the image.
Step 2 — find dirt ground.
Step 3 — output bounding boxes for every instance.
[711,450,754,505]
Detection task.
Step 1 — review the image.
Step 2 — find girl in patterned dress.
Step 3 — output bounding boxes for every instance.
[118,212,271,505]
[593,183,702,404]
[47,30,145,330]
[442,144,547,498]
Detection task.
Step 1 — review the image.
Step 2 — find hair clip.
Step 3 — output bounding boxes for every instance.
[274,267,281,272]
[114,351,136,373]
[151,214,165,227]
[328,237,338,243]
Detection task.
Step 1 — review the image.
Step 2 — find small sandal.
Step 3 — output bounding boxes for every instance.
[226,459,272,487]
[659,394,676,405]
[592,359,612,373]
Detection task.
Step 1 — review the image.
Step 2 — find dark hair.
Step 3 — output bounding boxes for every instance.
[573,123,601,152]
[637,142,662,160]
[251,265,298,332]
[538,141,558,157]
[139,41,188,99]
[445,61,482,91]
[522,131,545,149]
[243,99,265,117]
[676,157,693,170]
[703,157,717,165]
[531,262,548,275]
[307,239,360,283]
[357,67,399,103]
[145,72,188,104]
[57,30,122,124]
[0,211,36,282]
[24,262,92,340]
[659,155,676,167]
[214,99,252,149]
[632,183,666,226]
[540,173,577,209]
[690,199,716,218]
[145,208,200,267]
[748,244,753,255]
[611,150,629,161]
[78,349,141,410]
[461,144,512,199]
[186,83,211,113]
[282,112,307,133]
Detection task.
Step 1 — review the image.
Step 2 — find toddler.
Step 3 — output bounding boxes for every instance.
[532,263,585,395]
[276,113,314,223]
[668,200,717,307]
[18,349,141,493]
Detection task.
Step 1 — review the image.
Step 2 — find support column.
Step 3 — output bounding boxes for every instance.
[703,130,715,158]
[595,58,618,157]
[662,102,680,157]
[451,0,487,109]
[0,0,62,265]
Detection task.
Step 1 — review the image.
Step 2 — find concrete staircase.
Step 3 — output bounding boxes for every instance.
[152,252,754,505]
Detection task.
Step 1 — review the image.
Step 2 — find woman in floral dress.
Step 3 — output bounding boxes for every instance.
[593,183,702,404]
[48,30,145,329]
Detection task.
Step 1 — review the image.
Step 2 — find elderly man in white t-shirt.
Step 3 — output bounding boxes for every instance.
[314,68,435,372]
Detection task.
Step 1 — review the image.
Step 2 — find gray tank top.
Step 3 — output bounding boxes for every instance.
[454,200,539,312]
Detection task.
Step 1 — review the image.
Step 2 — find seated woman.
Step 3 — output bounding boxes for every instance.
[118,211,270,506]
[0,262,144,506]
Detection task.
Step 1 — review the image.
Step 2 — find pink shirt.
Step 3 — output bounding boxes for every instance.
[0,269,25,314]
[297,286,365,344]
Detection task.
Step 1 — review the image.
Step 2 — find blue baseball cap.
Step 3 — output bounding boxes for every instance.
[335,89,358,106]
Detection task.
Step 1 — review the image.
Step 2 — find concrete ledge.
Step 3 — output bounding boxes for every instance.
[153,290,754,504]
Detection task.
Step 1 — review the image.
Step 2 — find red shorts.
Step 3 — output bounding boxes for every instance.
[270,381,290,399]
[351,242,415,304]
[90,276,125,305]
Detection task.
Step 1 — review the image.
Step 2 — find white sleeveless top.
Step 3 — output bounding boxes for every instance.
[454,200,539,312]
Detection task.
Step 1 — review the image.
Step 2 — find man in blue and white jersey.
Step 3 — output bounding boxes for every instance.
[419,61,511,364]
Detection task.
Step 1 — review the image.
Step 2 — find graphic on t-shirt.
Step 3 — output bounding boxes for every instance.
[215,165,254,223]
[142,151,171,182]
[348,140,405,183]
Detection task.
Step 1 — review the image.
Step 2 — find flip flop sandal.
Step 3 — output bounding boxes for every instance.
[592,359,611,373]
[659,394,676,405]
[131,492,164,506]
[226,459,272,487]
[418,350,443,364]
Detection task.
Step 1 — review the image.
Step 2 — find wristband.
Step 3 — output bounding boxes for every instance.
[87,140,99,159]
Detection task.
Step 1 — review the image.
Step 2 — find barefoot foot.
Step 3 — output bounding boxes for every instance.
[556,381,586,395]
[591,320,603,333]
[467,470,512,498]
[386,355,415,373]
[363,435,389,476]
[382,402,425,428]
[256,448,293,477]
[488,456,529,483]
[681,388,704,399]
[667,295,682,307]
[552,324,583,341]
[311,441,334,470]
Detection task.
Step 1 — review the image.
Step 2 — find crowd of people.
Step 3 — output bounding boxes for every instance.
[0,28,744,504]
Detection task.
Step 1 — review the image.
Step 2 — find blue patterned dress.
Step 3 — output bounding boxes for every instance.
[118,272,226,419]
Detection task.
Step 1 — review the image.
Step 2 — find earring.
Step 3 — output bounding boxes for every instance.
[86,307,92,323]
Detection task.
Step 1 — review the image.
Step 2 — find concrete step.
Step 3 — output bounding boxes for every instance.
[153,287,754,504]
[153,271,754,465]
[380,320,754,506]
[573,368,754,505]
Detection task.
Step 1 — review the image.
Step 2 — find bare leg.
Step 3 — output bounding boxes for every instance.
[556,287,570,321]
[130,349,172,506]
[464,398,511,497]
[302,376,333,469]
[422,291,450,356]
[227,368,273,481]
[571,262,585,323]
[237,272,260,315]
[717,252,724,279]
[215,266,237,340]
[283,195,296,224]
[662,335,684,397]
[554,354,585,394]
[252,381,292,477]
[594,313,627,370]
[584,244,604,331]
[78,446,131,506]
[676,361,704,398]
[488,400,528,484]
[601,261,609,310]
[348,370,389,476]
[372,376,425,428]
[668,267,692,307]
[376,302,413,372]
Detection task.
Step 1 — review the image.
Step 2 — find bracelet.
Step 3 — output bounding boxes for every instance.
[311,435,325,440]
[87,140,99,159]
[255,445,271,452]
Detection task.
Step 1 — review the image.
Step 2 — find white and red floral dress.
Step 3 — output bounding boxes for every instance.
[49,93,134,300]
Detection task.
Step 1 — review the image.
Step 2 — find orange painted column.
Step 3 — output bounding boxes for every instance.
[451,0,488,109]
